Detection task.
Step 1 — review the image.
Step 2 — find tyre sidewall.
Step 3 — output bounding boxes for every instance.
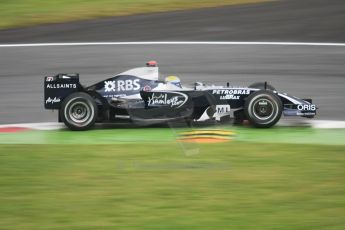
[244,90,282,128]
[60,92,97,131]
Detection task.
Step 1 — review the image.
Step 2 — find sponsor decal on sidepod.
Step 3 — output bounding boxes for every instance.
[212,89,250,100]
[148,92,187,108]
[104,79,140,92]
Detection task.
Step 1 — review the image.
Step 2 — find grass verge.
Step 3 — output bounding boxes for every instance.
[0,142,344,229]
[1,126,345,145]
[0,0,272,29]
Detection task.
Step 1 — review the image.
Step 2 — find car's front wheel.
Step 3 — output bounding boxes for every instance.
[244,90,282,128]
[60,92,97,131]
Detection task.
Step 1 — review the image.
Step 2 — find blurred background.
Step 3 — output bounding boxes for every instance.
[0,0,344,229]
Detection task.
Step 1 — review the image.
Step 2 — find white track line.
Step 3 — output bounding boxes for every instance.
[1,41,345,48]
[0,122,64,130]
[308,120,345,129]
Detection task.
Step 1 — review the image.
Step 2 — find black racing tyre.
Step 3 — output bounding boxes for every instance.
[248,82,276,91]
[244,90,282,128]
[60,92,98,131]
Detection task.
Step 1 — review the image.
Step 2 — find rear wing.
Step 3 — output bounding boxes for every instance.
[44,73,82,109]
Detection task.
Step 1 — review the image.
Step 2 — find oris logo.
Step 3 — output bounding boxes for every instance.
[297,104,316,111]
[104,79,140,92]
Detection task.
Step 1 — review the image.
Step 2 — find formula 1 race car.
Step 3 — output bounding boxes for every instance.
[44,61,317,130]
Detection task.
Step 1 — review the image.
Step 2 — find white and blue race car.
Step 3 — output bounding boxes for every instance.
[44,61,317,130]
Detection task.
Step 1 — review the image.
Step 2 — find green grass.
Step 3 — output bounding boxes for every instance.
[0,142,344,229]
[1,126,345,145]
[0,0,271,29]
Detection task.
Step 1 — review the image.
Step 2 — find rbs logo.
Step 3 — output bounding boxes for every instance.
[104,79,140,92]
[297,104,316,111]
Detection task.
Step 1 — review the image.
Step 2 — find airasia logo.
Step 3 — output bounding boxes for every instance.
[297,104,316,111]
[104,79,140,92]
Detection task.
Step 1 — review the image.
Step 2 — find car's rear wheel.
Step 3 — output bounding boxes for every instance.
[244,90,282,128]
[60,92,97,131]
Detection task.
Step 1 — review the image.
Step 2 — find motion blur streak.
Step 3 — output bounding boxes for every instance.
[1,41,345,48]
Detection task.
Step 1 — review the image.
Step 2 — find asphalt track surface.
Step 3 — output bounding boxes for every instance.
[0,0,344,124]
[0,0,344,43]
[0,44,344,124]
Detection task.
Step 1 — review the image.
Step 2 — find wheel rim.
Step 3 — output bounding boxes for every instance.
[248,95,279,124]
[253,98,274,120]
[64,98,94,127]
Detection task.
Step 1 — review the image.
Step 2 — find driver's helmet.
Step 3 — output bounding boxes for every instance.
[165,75,182,88]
